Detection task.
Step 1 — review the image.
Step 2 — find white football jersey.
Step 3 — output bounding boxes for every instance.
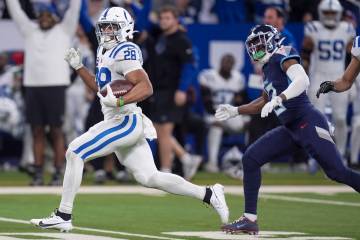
[96,41,143,120]
[199,69,245,109]
[351,36,360,61]
[305,21,355,76]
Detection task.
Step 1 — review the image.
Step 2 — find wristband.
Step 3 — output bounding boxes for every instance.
[117,96,125,107]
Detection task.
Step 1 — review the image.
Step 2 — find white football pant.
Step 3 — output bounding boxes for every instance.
[59,113,205,214]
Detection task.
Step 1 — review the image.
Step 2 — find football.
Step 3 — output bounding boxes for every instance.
[100,79,134,98]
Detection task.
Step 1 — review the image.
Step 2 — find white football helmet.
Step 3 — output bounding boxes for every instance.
[318,0,343,28]
[95,7,135,50]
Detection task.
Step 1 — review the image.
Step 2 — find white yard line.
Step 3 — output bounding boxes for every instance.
[0,185,354,195]
[260,194,360,207]
[0,216,184,240]
[0,186,166,195]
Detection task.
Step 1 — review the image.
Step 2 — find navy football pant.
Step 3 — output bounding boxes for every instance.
[243,107,360,214]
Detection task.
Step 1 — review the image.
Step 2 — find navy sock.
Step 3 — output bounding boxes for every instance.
[56,209,71,221]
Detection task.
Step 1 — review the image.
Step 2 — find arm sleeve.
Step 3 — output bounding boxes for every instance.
[5,0,35,36]
[281,63,310,100]
[79,0,93,33]
[61,0,81,35]
[177,37,194,91]
[131,0,152,32]
[178,63,196,91]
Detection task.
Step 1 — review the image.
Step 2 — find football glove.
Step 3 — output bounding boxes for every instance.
[64,48,83,70]
[215,104,239,121]
[261,96,282,118]
[316,81,335,98]
[97,84,118,107]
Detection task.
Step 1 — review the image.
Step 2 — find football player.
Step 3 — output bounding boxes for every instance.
[217,24,360,235]
[199,54,248,173]
[301,0,355,159]
[317,36,360,95]
[30,7,228,232]
[317,36,360,165]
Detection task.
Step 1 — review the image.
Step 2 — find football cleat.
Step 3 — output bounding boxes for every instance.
[221,215,259,235]
[30,210,73,232]
[183,155,202,181]
[209,184,229,224]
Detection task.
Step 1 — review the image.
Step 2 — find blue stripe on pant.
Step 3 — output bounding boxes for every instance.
[80,114,137,160]
[74,116,130,155]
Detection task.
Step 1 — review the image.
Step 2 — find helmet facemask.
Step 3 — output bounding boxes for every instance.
[246,32,277,64]
[318,0,343,28]
[319,10,341,28]
[95,21,125,50]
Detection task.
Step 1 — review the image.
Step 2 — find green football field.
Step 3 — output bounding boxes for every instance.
[0,171,359,240]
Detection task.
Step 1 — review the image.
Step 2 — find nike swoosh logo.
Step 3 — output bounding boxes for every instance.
[38,221,63,228]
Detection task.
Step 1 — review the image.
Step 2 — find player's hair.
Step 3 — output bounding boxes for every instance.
[159,5,179,19]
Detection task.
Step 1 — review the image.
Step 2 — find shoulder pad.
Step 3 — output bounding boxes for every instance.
[109,42,143,63]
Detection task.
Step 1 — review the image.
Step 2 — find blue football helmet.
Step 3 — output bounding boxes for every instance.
[245,24,281,64]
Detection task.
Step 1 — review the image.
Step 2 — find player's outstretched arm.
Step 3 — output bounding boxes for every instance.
[64,48,98,92]
[317,57,360,97]
[215,92,267,121]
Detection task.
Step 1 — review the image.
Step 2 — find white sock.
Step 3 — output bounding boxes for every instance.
[334,118,348,156]
[244,212,257,222]
[59,150,84,214]
[149,171,206,200]
[207,126,223,166]
[160,168,171,173]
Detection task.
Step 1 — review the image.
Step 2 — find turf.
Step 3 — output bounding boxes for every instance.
[0,193,359,239]
[0,169,339,186]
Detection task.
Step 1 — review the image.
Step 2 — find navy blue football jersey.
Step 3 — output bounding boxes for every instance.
[262,46,312,124]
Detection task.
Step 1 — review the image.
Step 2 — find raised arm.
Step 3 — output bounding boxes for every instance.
[5,0,35,36]
[61,0,81,35]
[64,48,98,92]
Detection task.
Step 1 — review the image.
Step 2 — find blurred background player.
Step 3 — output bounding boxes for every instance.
[317,35,360,166]
[5,0,81,185]
[301,0,355,167]
[199,53,248,173]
